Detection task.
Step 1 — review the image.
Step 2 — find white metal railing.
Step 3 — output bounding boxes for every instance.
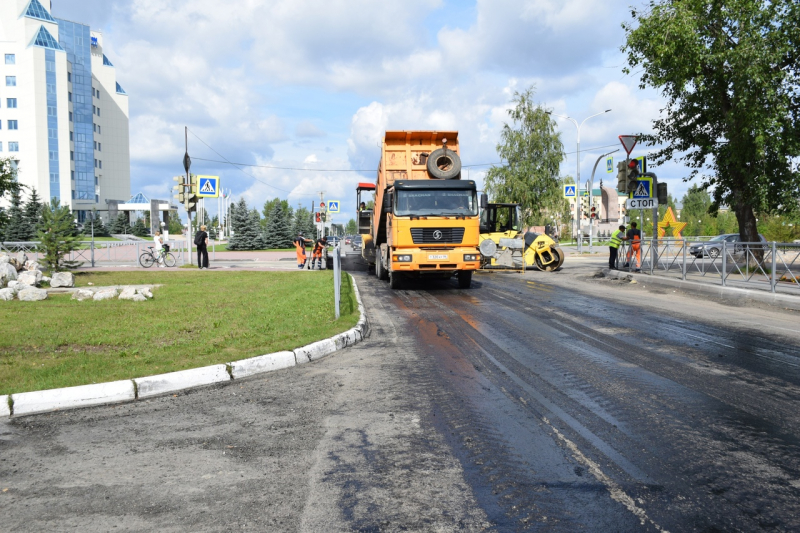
[332,243,342,319]
[613,238,800,294]
[1,240,189,267]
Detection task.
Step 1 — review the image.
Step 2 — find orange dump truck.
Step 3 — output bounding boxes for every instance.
[361,131,481,289]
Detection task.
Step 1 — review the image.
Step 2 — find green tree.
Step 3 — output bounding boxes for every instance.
[293,206,316,241]
[84,209,110,237]
[228,198,258,250]
[37,199,81,272]
[264,202,293,249]
[0,157,21,199]
[23,187,44,239]
[108,212,129,234]
[623,0,800,247]
[0,207,8,238]
[485,86,565,226]
[131,218,149,237]
[345,218,357,235]
[262,198,293,232]
[3,188,32,241]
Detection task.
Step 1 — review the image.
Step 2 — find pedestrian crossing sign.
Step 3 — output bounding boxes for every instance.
[197,175,220,198]
[606,156,614,173]
[563,185,576,198]
[632,177,653,199]
[327,200,340,213]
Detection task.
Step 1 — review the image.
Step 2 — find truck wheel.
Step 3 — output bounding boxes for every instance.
[389,269,402,290]
[427,148,462,179]
[457,270,472,288]
[376,255,388,281]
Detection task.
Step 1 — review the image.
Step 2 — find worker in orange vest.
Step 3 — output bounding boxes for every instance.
[310,236,328,270]
[293,232,312,269]
[624,221,642,272]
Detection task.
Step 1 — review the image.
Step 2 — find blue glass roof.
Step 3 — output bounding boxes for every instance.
[129,193,150,204]
[32,25,63,51]
[103,54,114,66]
[24,0,56,23]
[116,82,127,95]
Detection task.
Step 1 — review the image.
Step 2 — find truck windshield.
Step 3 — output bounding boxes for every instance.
[395,189,478,216]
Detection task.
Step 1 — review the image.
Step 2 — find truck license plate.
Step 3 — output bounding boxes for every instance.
[428,254,448,260]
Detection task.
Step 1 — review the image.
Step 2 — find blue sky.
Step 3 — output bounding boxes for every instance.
[53,0,683,225]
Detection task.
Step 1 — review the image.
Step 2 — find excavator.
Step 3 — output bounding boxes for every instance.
[478,201,565,271]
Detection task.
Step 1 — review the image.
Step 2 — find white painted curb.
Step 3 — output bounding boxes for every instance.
[0,395,10,417]
[11,380,135,416]
[135,365,231,399]
[2,274,368,417]
[230,351,296,379]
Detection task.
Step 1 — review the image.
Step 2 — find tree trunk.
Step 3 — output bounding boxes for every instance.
[733,194,763,264]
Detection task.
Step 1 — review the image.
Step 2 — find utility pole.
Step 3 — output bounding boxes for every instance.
[183,126,191,264]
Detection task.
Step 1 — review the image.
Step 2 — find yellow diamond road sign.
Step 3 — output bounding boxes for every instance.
[197,176,220,198]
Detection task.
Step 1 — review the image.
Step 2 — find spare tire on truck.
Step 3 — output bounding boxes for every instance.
[426,148,462,179]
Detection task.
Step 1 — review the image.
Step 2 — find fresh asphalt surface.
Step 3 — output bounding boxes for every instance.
[2,258,800,531]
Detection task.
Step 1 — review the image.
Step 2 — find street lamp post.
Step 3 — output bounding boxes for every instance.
[547,109,611,253]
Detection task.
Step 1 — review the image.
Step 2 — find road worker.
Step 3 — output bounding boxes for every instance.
[624,221,642,272]
[293,232,312,269]
[310,236,328,270]
[608,224,626,270]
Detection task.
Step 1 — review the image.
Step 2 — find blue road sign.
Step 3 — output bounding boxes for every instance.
[197,175,219,198]
[563,185,576,198]
[632,178,652,199]
[606,156,613,173]
[327,200,340,213]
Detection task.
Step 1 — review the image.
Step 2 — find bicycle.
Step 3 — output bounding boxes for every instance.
[139,246,176,268]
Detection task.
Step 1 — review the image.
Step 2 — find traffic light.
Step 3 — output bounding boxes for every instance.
[590,206,598,219]
[657,182,668,204]
[186,194,198,213]
[172,176,184,203]
[580,195,589,218]
[626,160,640,193]
[321,212,327,222]
[616,161,628,193]
[315,212,321,223]
[189,173,199,195]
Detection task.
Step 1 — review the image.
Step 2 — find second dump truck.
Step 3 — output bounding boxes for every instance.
[361,131,481,289]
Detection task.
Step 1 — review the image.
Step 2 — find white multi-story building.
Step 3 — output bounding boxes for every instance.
[0,0,129,222]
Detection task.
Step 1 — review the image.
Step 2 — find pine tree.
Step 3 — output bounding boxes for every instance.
[38,199,81,271]
[109,212,128,234]
[293,207,316,242]
[87,209,110,237]
[23,187,44,239]
[0,207,8,239]
[264,202,294,249]
[248,209,266,249]
[132,218,149,237]
[3,188,33,241]
[228,198,254,250]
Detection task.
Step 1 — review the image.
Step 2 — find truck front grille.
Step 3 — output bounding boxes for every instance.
[410,228,465,244]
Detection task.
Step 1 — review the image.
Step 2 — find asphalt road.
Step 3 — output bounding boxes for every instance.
[2,263,800,531]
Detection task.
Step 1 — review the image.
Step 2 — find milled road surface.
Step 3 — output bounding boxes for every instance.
[2,264,800,531]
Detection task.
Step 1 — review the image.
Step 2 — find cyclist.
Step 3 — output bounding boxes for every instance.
[153,231,165,267]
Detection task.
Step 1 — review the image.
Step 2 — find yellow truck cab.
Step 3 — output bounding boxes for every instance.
[361,131,482,289]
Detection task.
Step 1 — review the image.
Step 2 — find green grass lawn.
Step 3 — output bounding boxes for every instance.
[0,270,359,395]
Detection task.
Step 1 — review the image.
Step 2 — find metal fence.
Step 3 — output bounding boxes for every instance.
[1,240,190,267]
[614,238,800,295]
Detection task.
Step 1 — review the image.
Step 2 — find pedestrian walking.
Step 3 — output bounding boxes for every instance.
[608,225,626,269]
[310,236,328,270]
[624,221,642,272]
[293,231,312,270]
[195,224,209,269]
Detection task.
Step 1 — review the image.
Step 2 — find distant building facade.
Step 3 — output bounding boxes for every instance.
[0,0,130,222]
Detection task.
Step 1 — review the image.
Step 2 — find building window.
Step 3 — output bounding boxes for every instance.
[69,131,73,141]
[98,143,101,152]
[8,120,18,130]
[99,160,102,169]
[6,76,16,86]
[95,177,98,185]
[93,141,97,150]
[50,173,58,183]
[5,54,15,65]
[0,142,3,151]
[97,125,101,134]
[96,107,100,117]
[49,150,57,160]
[68,72,71,82]
[94,159,97,168]
[71,170,75,180]
[69,92,72,102]
[92,105,96,114]
[47,106,56,116]
[49,128,57,138]
[95,194,99,203]
[70,151,74,160]
[7,98,16,108]
[9,142,19,152]
[72,190,75,199]
[69,111,73,122]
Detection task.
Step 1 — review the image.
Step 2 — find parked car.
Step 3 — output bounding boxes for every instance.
[689,233,767,258]
[351,236,362,250]
[327,236,341,247]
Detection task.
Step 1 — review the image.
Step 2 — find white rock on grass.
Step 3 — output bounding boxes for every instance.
[0,253,9,265]
[49,272,74,288]
[3,263,16,282]
[18,288,48,301]
[16,251,28,266]
[93,289,118,301]
[118,288,137,300]
[7,280,23,291]
[131,294,147,302]
[0,288,15,301]
[42,276,51,283]
[72,289,94,301]
[18,270,42,287]
[137,288,153,299]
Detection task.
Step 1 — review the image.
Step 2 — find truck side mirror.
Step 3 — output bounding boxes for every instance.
[480,193,488,209]
[383,191,393,213]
